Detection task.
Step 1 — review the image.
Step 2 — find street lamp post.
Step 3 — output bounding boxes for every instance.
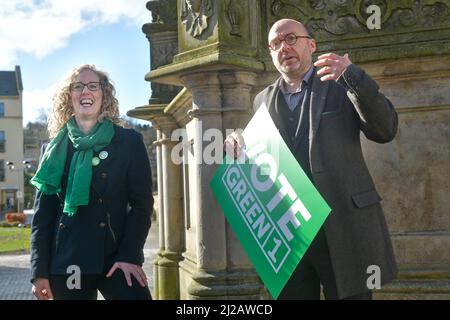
[6,160,31,213]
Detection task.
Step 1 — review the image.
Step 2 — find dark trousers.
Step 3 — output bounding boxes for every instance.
[278,228,372,300]
[49,270,152,300]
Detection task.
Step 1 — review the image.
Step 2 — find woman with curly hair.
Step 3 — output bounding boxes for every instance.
[30,64,153,300]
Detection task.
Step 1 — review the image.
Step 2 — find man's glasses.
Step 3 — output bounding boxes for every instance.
[70,82,102,92]
[268,33,312,51]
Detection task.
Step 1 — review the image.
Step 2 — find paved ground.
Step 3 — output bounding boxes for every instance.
[0,221,159,300]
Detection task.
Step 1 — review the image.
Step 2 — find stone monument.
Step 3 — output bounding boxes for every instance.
[128,0,450,299]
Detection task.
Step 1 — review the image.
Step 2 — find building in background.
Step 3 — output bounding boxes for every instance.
[0,66,24,214]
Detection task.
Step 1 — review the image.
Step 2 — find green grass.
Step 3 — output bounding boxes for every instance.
[0,227,31,254]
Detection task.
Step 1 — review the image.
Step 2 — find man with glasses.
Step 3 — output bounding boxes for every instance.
[225,19,398,299]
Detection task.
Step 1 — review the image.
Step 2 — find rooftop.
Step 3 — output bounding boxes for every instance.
[0,66,23,97]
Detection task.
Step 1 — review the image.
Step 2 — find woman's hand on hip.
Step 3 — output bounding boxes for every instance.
[106,261,148,287]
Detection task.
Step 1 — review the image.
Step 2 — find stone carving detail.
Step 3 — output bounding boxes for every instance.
[226,0,242,36]
[394,1,449,28]
[151,82,180,104]
[147,0,177,27]
[181,0,214,38]
[271,0,308,20]
[152,42,178,69]
[144,0,181,104]
[150,40,180,103]
[270,0,450,38]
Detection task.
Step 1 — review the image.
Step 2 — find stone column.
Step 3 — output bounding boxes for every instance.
[218,71,264,285]
[135,1,183,299]
[220,70,269,299]
[181,72,227,297]
[179,70,266,299]
[156,116,184,300]
[152,129,164,299]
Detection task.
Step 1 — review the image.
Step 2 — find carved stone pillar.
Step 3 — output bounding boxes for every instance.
[176,70,266,299]
[129,104,184,299]
[130,1,183,298]
[150,114,184,300]
[143,0,181,104]
[152,128,164,299]
[180,72,227,292]
[160,118,183,300]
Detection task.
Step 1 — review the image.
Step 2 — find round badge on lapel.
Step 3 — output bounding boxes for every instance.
[99,151,108,160]
[92,156,100,166]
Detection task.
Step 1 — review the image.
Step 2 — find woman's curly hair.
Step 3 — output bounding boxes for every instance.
[47,64,123,138]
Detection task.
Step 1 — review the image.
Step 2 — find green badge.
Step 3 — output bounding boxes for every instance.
[92,156,100,166]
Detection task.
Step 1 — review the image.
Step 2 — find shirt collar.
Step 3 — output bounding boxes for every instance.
[279,64,314,94]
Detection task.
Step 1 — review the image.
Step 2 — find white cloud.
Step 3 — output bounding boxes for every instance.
[22,83,58,125]
[0,0,149,69]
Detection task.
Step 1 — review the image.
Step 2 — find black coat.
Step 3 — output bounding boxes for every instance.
[254,64,398,298]
[30,125,153,280]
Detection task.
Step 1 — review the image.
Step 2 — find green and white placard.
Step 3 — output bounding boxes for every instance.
[211,104,331,299]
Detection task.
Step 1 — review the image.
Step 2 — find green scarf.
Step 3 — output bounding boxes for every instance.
[31,117,114,216]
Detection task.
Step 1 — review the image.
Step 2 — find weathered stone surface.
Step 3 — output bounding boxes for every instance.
[357,52,450,237]
[375,264,450,299]
[142,0,182,104]
[363,108,450,233]
[391,232,450,265]
[268,0,450,62]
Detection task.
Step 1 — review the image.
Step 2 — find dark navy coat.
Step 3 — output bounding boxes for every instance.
[31,125,153,280]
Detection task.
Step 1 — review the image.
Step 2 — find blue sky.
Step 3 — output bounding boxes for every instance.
[0,0,152,125]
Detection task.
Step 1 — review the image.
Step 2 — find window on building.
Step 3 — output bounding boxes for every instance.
[0,160,4,181]
[0,131,5,152]
[0,102,4,117]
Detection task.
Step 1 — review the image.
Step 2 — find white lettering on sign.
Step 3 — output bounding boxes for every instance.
[268,238,282,263]
[277,199,311,241]
[245,202,262,224]
[266,174,297,211]
[252,214,271,239]
[223,164,290,272]
[251,153,278,192]
[248,146,313,242]
[222,146,314,272]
